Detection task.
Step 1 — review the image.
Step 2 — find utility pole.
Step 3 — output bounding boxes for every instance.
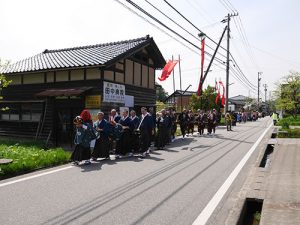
[263,83,268,113]
[223,13,238,113]
[257,72,262,110]
[172,55,175,107]
[178,54,182,111]
[263,84,267,103]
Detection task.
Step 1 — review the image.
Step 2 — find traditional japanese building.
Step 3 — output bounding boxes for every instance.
[164,90,196,111]
[0,35,165,146]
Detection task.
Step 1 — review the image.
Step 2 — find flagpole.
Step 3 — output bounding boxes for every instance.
[178,54,182,111]
[172,55,176,108]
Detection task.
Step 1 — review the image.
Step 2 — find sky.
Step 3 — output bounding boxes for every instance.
[1,0,300,100]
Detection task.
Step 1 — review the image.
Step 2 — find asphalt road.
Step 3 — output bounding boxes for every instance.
[0,118,272,225]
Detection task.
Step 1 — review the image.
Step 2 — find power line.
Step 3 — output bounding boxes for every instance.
[144,0,228,60]
[230,53,257,89]
[117,0,256,93]
[124,0,229,65]
[113,0,200,55]
[161,0,255,86]
[162,0,228,52]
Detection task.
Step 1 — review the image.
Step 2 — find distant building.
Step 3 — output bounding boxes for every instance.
[228,95,249,112]
[0,35,165,145]
[164,90,196,111]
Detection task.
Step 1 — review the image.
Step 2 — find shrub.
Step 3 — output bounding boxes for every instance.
[277,115,300,129]
[278,129,300,138]
[0,142,70,178]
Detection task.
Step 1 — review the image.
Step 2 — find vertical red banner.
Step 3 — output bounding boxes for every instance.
[197,38,205,96]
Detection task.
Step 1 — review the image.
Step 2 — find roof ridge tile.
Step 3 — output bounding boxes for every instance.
[43,35,149,54]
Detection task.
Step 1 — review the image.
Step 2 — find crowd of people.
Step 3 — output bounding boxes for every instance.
[70,107,223,165]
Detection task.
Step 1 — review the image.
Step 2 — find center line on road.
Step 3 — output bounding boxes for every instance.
[192,121,272,225]
[0,165,73,188]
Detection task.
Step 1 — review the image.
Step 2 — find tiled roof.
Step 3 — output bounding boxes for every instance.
[3,35,165,74]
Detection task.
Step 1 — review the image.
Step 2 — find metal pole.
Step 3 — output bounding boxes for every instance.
[263,84,267,103]
[258,72,262,110]
[178,54,182,111]
[263,83,267,112]
[172,55,176,108]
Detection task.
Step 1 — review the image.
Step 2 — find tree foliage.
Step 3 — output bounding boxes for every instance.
[189,85,222,111]
[156,101,167,112]
[0,59,11,110]
[156,84,168,102]
[274,71,300,117]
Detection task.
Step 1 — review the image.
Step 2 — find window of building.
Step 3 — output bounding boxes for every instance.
[134,62,141,86]
[142,65,148,88]
[0,103,42,122]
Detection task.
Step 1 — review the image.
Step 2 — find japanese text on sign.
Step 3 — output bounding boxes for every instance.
[103,81,125,103]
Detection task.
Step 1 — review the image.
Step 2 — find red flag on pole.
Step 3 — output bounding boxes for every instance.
[197,38,205,96]
[219,81,226,106]
[215,80,220,104]
[158,60,179,81]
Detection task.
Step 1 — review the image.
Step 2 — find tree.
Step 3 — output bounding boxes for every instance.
[156,101,167,112]
[0,59,11,110]
[274,71,300,117]
[155,83,168,102]
[189,85,222,111]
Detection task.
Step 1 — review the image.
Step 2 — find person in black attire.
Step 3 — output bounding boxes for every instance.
[116,109,133,158]
[196,109,205,136]
[207,110,213,135]
[130,110,140,153]
[92,112,110,160]
[139,107,154,158]
[178,109,188,139]
[187,110,195,136]
[165,110,172,144]
[155,109,169,149]
[212,109,218,136]
[108,109,121,154]
[149,107,156,146]
[170,110,177,142]
[155,112,164,149]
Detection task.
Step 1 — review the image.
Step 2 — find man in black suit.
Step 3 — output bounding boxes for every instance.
[139,107,154,157]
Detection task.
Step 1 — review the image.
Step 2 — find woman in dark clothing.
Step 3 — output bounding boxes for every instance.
[71,116,93,165]
[116,110,133,158]
[207,110,213,135]
[139,107,154,158]
[155,111,167,150]
[130,110,140,153]
[197,110,205,136]
[187,110,195,136]
[92,112,110,160]
[170,110,177,141]
[178,109,188,139]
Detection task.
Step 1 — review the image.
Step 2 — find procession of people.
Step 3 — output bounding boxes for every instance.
[71,107,244,165]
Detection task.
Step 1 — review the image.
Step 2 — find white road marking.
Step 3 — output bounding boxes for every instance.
[0,165,73,188]
[192,122,273,225]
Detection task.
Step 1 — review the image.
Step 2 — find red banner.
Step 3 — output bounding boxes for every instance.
[158,60,179,81]
[215,80,220,104]
[219,81,225,106]
[197,38,205,96]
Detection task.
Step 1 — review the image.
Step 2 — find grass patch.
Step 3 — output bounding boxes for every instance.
[278,129,300,138]
[0,139,70,179]
[277,115,300,129]
[276,115,300,138]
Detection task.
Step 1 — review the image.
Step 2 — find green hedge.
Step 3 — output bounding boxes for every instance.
[0,142,70,179]
[278,129,300,138]
[277,116,300,129]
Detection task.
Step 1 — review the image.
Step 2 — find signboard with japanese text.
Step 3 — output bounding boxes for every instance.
[103,81,125,103]
[85,95,101,109]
